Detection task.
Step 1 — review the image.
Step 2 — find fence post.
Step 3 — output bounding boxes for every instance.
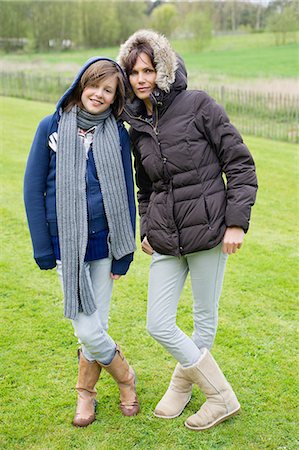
[220,85,225,108]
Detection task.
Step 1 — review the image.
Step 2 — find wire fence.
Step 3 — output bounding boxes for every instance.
[1,72,298,143]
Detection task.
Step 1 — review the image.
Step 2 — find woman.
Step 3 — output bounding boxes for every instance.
[24,58,140,427]
[118,30,257,431]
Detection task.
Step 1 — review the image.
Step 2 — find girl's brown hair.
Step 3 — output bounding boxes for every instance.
[63,60,125,117]
[123,42,156,77]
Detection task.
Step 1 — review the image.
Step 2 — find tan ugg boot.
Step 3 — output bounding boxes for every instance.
[182,349,240,431]
[99,346,140,416]
[154,363,193,418]
[72,350,102,427]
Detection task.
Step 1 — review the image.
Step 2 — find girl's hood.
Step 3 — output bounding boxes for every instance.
[56,56,124,111]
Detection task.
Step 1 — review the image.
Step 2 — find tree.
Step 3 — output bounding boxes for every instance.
[267,1,299,44]
[115,1,147,43]
[0,1,29,39]
[150,3,178,37]
[80,1,120,48]
[212,1,268,33]
[183,10,212,51]
[26,1,79,51]
[0,1,31,51]
[0,0,149,52]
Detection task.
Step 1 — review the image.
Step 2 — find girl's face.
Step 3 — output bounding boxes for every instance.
[81,75,118,114]
[129,52,157,102]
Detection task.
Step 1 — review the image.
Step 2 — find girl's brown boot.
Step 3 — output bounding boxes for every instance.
[99,346,140,416]
[72,350,102,427]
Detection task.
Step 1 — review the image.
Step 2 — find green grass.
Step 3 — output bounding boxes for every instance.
[182,43,299,79]
[1,32,298,79]
[173,32,299,79]
[0,96,298,449]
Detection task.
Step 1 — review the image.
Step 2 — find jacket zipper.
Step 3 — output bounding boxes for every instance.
[125,106,182,255]
[124,106,158,133]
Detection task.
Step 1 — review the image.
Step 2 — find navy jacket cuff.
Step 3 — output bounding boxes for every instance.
[111,253,134,276]
[35,254,56,270]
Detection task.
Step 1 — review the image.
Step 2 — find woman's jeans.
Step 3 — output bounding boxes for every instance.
[56,258,116,364]
[147,244,228,367]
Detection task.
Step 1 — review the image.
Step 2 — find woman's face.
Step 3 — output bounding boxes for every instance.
[81,75,117,114]
[129,52,157,102]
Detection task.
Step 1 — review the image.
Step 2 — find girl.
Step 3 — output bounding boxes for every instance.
[118,30,258,431]
[24,57,140,427]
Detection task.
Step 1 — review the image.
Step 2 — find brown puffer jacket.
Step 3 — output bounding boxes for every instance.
[119,30,258,257]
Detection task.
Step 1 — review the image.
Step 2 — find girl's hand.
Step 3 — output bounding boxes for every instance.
[110,273,122,280]
[222,227,245,254]
[141,236,154,255]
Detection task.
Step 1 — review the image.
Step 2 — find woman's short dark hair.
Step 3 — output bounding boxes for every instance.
[63,60,125,117]
[123,42,156,77]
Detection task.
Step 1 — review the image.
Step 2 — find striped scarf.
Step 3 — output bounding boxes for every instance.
[56,106,136,320]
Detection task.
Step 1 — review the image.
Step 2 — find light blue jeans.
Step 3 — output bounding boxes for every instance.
[56,258,116,364]
[147,244,228,367]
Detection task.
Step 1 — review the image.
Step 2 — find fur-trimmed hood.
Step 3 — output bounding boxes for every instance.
[118,29,181,93]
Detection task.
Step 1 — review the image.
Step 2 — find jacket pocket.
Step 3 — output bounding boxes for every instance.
[203,196,212,227]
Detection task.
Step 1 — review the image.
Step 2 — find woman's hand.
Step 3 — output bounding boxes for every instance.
[222,227,245,254]
[110,274,122,280]
[141,236,154,255]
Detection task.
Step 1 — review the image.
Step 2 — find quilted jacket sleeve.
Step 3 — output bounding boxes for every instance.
[200,95,258,232]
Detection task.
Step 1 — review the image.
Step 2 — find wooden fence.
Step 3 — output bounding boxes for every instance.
[202,84,298,144]
[1,72,298,143]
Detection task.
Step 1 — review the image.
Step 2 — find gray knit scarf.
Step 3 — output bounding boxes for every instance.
[77,108,104,129]
[56,105,136,320]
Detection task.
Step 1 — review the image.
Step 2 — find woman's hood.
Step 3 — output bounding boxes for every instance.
[118,29,187,93]
[55,56,124,111]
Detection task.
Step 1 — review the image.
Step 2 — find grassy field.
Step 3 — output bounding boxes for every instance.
[1,32,298,81]
[183,43,298,79]
[0,96,298,449]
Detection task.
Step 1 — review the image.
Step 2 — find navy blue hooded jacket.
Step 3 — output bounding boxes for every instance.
[24,57,136,275]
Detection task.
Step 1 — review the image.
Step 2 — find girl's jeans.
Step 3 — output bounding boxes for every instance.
[56,258,116,364]
[147,244,228,367]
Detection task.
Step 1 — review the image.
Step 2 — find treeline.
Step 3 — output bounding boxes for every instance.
[0,0,298,52]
